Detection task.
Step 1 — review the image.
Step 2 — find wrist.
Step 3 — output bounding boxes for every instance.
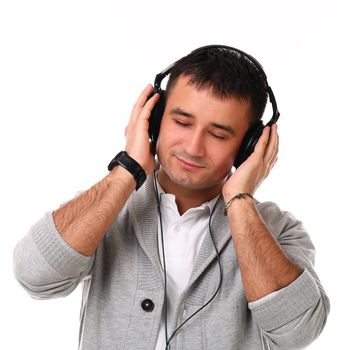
[106,165,136,192]
[107,151,147,190]
[223,189,251,202]
[223,192,254,216]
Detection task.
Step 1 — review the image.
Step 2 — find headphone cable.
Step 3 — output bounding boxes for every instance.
[152,172,224,350]
[153,172,169,345]
[164,194,223,349]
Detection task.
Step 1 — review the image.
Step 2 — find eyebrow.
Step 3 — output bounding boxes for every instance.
[170,107,236,136]
[170,107,194,118]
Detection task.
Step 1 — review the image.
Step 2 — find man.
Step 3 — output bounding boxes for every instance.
[14,46,329,349]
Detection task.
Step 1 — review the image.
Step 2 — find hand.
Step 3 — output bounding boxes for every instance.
[124,84,160,175]
[222,124,279,200]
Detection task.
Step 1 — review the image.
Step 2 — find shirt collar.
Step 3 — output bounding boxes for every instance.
[154,175,221,215]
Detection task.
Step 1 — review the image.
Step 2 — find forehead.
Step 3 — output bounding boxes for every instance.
[165,75,252,126]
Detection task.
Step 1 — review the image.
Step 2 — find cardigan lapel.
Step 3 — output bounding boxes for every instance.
[131,175,163,275]
[188,197,233,287]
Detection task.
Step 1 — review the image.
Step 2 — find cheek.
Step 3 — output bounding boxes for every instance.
[220,157,235,176]
[156,124,175,160]
[157,120,184,153]
[209,149,235,176]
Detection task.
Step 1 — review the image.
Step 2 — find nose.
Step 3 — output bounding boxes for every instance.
[184,129,205,157]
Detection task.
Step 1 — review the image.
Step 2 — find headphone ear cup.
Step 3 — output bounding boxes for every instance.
[234,121,264,168]
[148,89,166,155]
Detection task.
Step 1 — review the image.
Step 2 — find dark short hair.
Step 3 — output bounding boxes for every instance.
[166,47,268,123]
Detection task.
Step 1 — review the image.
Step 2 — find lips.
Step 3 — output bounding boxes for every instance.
[176,156,205,170]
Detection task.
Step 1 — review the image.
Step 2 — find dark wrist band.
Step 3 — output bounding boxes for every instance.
[107,151,146,190]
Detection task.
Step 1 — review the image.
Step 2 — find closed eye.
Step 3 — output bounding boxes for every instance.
[175,120,190,127]
[210,132,227,140]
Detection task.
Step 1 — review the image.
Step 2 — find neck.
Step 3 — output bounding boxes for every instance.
[156,168,223,215]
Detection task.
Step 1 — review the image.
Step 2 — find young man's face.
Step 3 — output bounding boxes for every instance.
[156,75,252,195]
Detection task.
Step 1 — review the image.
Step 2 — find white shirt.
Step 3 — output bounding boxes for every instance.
[154,181,219,350]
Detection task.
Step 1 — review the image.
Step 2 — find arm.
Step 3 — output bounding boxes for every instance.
[14,85,159,296]
[53,85,159,256]
[223,125,329,347]
[53,166,136,256]
[225,195,303,302]
[223,124,302,302]
[248,202,330,348]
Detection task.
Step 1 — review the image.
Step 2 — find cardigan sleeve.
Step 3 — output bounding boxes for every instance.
[248,201,330,349]
[13,212,95,299]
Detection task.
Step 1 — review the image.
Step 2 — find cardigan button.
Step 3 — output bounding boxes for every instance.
[141,299,154,312]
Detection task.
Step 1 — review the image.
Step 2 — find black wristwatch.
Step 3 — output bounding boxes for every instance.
[107,151,146,190]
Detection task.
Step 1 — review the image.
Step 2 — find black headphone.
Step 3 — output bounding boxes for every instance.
[148,44,280,168]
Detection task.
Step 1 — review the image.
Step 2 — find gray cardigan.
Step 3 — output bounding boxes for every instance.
[13,177,329,349]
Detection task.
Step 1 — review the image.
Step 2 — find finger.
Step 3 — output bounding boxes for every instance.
[268,143,278,169]
[129,84,156,125]
[271,156,278,169]
[266,132,279,174]
[253,126,270,157]
[264,156,278,179]
[138,92,160,121]
[126,92,160,137]
[274,132,279,160]
[133,84,155,109]
[264,124,278,163]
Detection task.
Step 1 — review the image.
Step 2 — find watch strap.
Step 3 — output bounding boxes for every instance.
[108,151,146,190]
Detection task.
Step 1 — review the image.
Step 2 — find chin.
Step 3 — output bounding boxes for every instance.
[165,167,224,192]
[158,153,230,191]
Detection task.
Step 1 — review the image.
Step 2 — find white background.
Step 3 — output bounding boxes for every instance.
[1,0,349,348]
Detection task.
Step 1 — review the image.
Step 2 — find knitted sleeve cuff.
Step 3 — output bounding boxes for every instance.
[31,212,94,278]
[248,269,321,331]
